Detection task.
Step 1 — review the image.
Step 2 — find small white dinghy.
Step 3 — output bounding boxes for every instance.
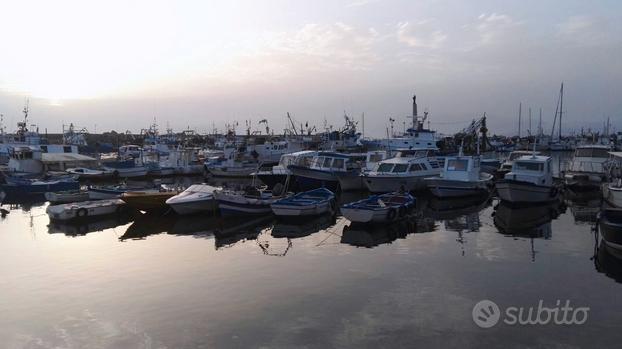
[44,190,90,204]
[46,199,127,221]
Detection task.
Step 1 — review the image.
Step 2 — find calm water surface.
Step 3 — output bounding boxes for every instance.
[1,154,621,348]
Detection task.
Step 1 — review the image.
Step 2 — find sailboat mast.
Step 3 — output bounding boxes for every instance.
[518,102,522,138]
[559,82,564,140]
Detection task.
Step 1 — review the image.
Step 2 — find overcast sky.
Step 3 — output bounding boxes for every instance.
[0,0,620,137]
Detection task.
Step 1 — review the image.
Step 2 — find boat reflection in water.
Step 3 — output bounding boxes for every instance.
[120,213,177,241]
[214,216,274,250]
[493,199,565,238]
[423,194,491,255]
[341,214,420,248]
[566,193,601,224]
[271,215,337,239]
[49,214,135,237]
[493,199,566,261]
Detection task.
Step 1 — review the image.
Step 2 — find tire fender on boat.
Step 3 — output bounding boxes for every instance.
[76,208,88,218]
[550,186,559,198]
[387,207,397,221]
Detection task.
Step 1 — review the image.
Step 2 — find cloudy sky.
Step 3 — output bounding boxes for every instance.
[0,0,620,137]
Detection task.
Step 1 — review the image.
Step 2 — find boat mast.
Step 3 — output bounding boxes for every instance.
[518,102,522,139]
[559,82,563,140]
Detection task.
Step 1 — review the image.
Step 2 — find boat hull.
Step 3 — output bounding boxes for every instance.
[603,184,622,208]
[1,181,80,196]
[600,209,622,251]
[46,199,127,221]
[207,166,256,178]
[363,174,427,193]
[44,191,90,204]
[168,199,218,215]
[425,177,491,198]
[289,166,340,191]
[496,179,558,204]
[121,192,176,212]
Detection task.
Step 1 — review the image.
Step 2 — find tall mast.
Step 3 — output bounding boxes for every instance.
[539,108,542,138]
[518,102,522,138]
[412,94,418,130]
[559,82,563,140]
[529,107,532,136]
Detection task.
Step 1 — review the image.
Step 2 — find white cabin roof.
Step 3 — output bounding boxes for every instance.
[515,155,550,162]
[41,153,97,163]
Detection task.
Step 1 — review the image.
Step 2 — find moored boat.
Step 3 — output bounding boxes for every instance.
[215,187,286,216]
[496,153,560,204]
[424,154,493,198]
[44,190,90,204]
[1,177,80,196]
[65,167,114,180]
[363,149,442,193]
[121,190,178,212]
[341,192,415,224]
[289,152,362,191]
[271,188,336,217]
[563,145,610,191]
[165,184,220,215]
[46,199,127,221]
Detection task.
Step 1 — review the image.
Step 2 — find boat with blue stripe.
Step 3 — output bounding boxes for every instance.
[341,192,416,223]
[271,188,336,217]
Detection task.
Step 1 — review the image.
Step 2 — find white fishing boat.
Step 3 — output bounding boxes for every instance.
[101,159,149,178]
[46,199,127,221]
[165,184,220,215]
[206,159,259,178]
[254,150,317,189]
[496,153,559,204]
[270,188,336,217]
[289,152,363,192]
[341,192,416,223]
[563,145,611,190]
[66,167,114,180]
[363,149,443,193]
[424,154,493,198]
[359,94,438,151]
[44,190,90,203]
[497,150,540,176]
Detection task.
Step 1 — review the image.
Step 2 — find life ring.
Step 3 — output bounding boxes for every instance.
[76,208,88,218]
[387,207,397,221]
[398,206,407,217]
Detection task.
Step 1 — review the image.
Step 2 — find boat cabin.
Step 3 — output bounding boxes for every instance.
[309,152,360,172]
[565,145,610,174]
[441,156,481,182]
[505,155,553,186]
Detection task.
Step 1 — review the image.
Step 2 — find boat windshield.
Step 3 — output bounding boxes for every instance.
[393,164,409,173]
[332,158,345,169]
[376,163,394,172]
[570,161,604,173]
[575,148,609,158]
[447,159,468,171]
[514,161,543,172]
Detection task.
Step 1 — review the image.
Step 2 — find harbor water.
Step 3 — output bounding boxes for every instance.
[1,154,621,348]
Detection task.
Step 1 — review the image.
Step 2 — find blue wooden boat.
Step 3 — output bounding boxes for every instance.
[271,188,336,217]
[1,177,80,196]
[341,192,415,223]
